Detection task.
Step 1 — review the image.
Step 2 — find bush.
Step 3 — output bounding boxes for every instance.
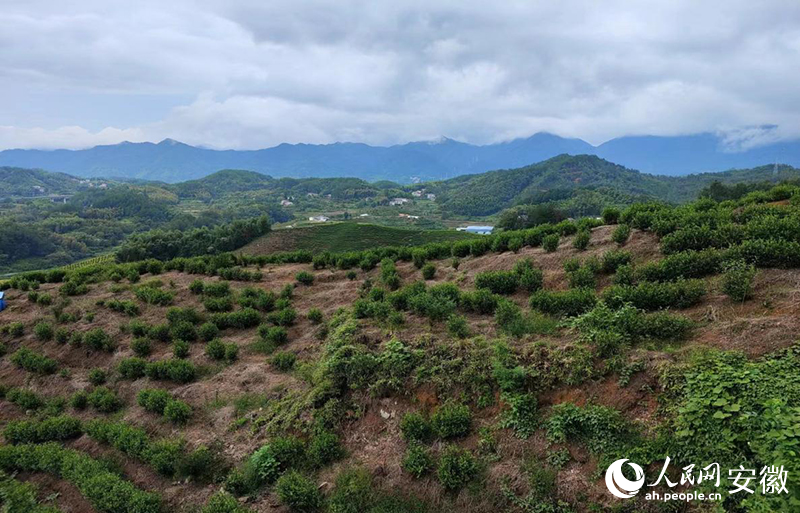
[542,233,560,252]
[602,279,705,310]
[170,320,197,342]
[328,468,374,513]
[118,357,147,379]
[446,314,470,339]
[202,491,250,513]
[602,207,620,224]
[70,391,88,410]
[10,348,57,374]
[173,340,190,358]
[271,351,297,371]
[267,308,297,327]
[474,270,518,295]
[137,388,172,414]
[295,271,314,285]
[400,412,432,442]
[198,322,220,342]
[437,445,478,490]
[514,259,544,292]
[600,249,632,273]
[84,328,115,352]
[205,339,238,362]
[54,327,70,344]
[145,359,197,383]
[204,296,234,313]
[34,322,54,341]
[149,323,171,342]
[131,337,152,357]
[307,308,323,324]
[260,325,288,346]
[189,279,205,294]
[402,443,433,478]
[307,431,343,468]
[421,263,436,280]
[163,399,192,424]
[7,388,44,410]
[275,471,322,512]
[88,368,107,385]
[431,403,471,439]
[721,260,757,302]
[4,416,83,444]
[567,266,596,289]
[87,387,121,413]
[134,286,174,306]
[573,230,590,250]
[459,289,500,314]
[612,224,631,245]
[529,288,597,317]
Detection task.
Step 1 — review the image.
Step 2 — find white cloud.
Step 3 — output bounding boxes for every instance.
[0,0,798,150]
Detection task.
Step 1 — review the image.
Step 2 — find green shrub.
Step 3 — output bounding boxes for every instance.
[201,491,250,513]
[307,431,343,468]
[612,224,631,245]
[721,259,757,302]
[118,357,147,379]
[459,289,500,314]
[84,328,115,351]
[70,391,88,410]
[400,412,432,442]
[275,471,322,512]
[170,320,197,342]
[204,296,234,312]
[134,286,174,306]
[164,399,192,424]
[421,263,436,280]
[446,314,470,339]
[198,322,220,341]
[149,323,171,342]
[573,230,590,250]
[4,416,83,444]
[529,288,597,317]
[34,322,54,341]
[474,270,518,295]
[189,279,205,294]
[166,307,203,325]
[542,233,560,252]
[145,359,197,383]
[54,327,70,344]
[137,388,172,414]
[601,249,632,274]
[602,279,705,310]
[402,443,433,478]
[88,368,107,385]
[431,403,471,439]
[500,392,538,438]
[7,388,44,410]
[4,322,24,338]
[328,468,374,513]
[87,387,121,413]
[437,445,478,490]
[10,348,57,374]
[296,271,314,285]
[267,307,297,327]
[602,207,620,224]
[173,340,190,358]
[271,351,297,371]
[567,266,596,289]
[205,339,238,362]
[131,337,152,357]
[307,308,323,324]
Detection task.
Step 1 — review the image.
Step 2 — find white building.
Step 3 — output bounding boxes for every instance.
[412,190,424,197]
[426,193,436,201]
[389,198,409,206]
[280,199,294,206]
[457,225,494,235]
[308,215,329,222]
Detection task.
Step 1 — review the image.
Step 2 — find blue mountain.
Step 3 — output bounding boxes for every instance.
[0,132,798,183]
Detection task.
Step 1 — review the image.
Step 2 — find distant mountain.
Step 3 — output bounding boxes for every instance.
[429,154,800,216]
[2,132,799,184]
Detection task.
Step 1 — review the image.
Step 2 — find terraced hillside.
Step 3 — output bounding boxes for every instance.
[1,186,800,512]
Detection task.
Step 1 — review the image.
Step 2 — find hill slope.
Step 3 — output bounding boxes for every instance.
[2,131,800,182]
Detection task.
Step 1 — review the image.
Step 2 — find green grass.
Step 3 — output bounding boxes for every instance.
[242,222,478,255]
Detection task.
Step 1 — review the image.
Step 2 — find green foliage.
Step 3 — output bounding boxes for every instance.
[83,327,115,351]
[431,403,471,439]
[545,402,634,456]
[137,388,172,414]
[118,357,147,379]
[307,308,324,324]
[602,206,620,224]
[296,271,315,285]
[602,279,705,310]
[328,467,375,513]
[201,491,251,513]
[205,339,239,362]
[721,259,757,302]
[4,416,83,444]
[88,368,107,385]
[134,285,174,306]
[145,359,197,383]
[87,386,121,413]
[572,230,590,250]
[500,393,538,438]
[10,348,57,374]
[307,431,343,467]
[437,445,478,491]
[611,223,631,245]
[275,471,322,512]
[529,288,597,317]
[402,443,434,478]
[163,399,193,424]
[475,270,518,295]
[542,233,559,252]
[34,321,54,341]
[173,339,190,358]
[271,351,297,371]
[400,412,432,443]
[446,314,470,339]
[421,262,436,280]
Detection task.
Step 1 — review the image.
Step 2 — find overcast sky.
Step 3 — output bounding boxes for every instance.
[1,0,799,150]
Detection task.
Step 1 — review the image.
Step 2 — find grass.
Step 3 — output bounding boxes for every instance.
[241,222,478,255]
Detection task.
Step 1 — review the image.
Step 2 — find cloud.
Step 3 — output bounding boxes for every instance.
[0,0,799,150]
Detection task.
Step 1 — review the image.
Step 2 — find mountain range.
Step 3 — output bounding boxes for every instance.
[0,132,799,184]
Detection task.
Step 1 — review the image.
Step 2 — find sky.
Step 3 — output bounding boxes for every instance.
[0,0,799,150]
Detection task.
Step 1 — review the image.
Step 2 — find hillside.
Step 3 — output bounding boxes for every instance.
[3,131,800,183]
[241,223,477,255]
[1,186,800,512]
[0,166,106,198]
[431,155,800,216]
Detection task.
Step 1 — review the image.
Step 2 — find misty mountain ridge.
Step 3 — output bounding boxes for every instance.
[1,131,799,183]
